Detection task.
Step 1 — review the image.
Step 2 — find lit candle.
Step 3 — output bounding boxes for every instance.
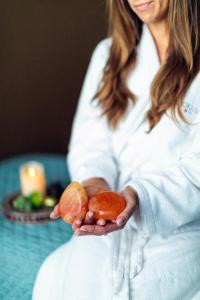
[20,161,46,196]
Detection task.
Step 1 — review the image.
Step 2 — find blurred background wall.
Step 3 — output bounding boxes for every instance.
[0,0,107,160]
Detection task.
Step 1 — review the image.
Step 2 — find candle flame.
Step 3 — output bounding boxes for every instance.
[26,167,37,177]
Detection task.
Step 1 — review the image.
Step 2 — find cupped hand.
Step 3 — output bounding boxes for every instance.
[75,186,139,236]
[50,177,111,222]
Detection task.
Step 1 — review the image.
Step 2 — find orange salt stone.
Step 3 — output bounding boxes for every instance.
[58,182,88,224]
[88,191,126,220]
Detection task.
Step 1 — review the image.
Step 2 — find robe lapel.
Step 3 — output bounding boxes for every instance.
[115,24,161,144]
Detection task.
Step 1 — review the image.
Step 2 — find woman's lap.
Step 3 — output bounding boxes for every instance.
[33,234,112,300]
[33,231,200,300]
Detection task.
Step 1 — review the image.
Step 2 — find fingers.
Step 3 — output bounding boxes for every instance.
[116,202,133,226]
[73,212,106,234]
[50,205,60,219]
[75,222,122,236]
[72,219,83,231]
[80,224,106,235]
[72,211,95,232]
[84,211,95,225]
[116,211,131,226]
[116,188,138,226]
[103,222,123,233]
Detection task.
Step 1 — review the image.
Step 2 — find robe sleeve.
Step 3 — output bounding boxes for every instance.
[66,39,118,190]
[126,124,200,236]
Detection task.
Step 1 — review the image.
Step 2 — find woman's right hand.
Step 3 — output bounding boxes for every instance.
[50,177,111,230]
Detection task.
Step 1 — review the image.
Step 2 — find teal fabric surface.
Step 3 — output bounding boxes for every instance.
[0,154,73,300]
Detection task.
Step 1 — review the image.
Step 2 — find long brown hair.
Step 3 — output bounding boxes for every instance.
[94,0,200,132]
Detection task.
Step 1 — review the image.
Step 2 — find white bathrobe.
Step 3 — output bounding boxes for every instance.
[33,25,200,300]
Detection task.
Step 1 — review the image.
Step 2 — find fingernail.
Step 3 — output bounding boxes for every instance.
[88,211,93,218]
[75,220,82,225]
[116,218,125,226]
[99,220,105,226]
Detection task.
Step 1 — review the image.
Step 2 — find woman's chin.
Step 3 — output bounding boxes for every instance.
[137,13,158,25]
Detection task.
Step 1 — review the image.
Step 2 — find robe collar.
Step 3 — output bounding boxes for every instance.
[140,23,161,69]
[127,23,161,98]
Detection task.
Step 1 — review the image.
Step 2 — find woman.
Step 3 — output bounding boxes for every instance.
[33,0,200,299]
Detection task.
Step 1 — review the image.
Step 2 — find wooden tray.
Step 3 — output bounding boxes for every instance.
[3,193,54,224]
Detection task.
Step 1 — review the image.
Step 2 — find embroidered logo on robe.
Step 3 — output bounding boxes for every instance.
[183,102,200,115]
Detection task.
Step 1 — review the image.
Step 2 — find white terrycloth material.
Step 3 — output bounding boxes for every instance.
[33,24,200,300]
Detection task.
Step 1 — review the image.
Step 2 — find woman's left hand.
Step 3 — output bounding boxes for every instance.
[74,186,139,236]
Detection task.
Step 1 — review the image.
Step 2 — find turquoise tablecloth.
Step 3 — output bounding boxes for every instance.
[0,154,73,300]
